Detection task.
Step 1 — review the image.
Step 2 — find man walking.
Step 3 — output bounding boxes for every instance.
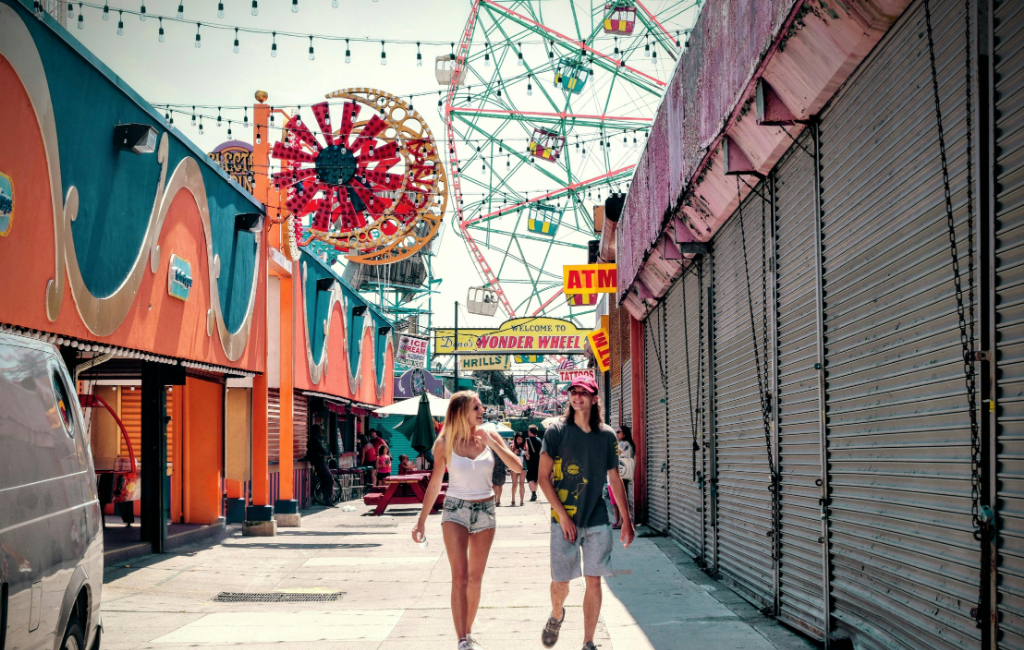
[538,376,634,650]
[525,424,542,501]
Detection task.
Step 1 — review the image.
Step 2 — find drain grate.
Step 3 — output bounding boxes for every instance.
[214,591,345,603]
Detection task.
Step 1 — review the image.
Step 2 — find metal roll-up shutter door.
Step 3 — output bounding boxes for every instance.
[665,262,708,558]
[995,1,1024,645]
[268,388,280,464]
[121,388,142,462]
[663,278,686,545]
[819,0,979,645]
[645,304,669,532]
[773,133,826,639]
[622,357,632,427]
[293,391,309,461]
[711,186,773,607]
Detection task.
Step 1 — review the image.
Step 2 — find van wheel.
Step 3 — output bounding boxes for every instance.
[61,615,85,650]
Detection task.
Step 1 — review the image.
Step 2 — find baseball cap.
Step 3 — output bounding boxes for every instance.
[568,375,599,395]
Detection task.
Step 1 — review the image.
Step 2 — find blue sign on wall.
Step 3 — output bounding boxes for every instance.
[167,254,193,301]
[0,172,13,237]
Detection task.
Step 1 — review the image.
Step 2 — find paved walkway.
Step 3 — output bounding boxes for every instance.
[101,496,816,650]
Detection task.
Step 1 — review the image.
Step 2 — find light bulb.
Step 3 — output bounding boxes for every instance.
[217,1,223,17]
[176,2,183,19]
[158,26,164,41]
[517,48,523,65]
[527,81,532,96]
[331,0,337,6]
[233,39,239,53]
[417,52,422,66]
[195,30,201,48]
[484,52,490,67]
[117,15,123,35]
[271,42,277,57]
[250,0,257,15]
[102,4,109,19]
[198,121,204,134]
[67,2,74,19]
[308,37,314,60]
[77,11,83,28]
[139,4,146,20]
[243,110,248,128]
[256,129,261,144]
[381,53,386,65]
[291,0,297,12]
[345,49,351,63]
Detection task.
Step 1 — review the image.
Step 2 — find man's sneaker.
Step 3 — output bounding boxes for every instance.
[542,610,565,647]
[531,492,538,502]
[466,633,483,649]
[458,639,473,650]
[582,643,599,650]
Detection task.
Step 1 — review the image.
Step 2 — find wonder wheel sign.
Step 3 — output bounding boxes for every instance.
[442,0,699,318]
[272,88,446,265]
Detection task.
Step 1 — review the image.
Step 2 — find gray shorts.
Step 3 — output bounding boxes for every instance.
[442,496,496,534]
[550,523,613,582]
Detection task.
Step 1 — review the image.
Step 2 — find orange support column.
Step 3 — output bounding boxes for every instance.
[273,274,298,526]
[243,91,276,536]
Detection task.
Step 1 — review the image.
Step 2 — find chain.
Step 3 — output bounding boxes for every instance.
[683,257,706,483]
[924,0,985,626]
[737,177,780,561]
[683,265,696,481]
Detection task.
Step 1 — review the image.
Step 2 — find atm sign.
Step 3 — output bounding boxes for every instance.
[563,263,617,295]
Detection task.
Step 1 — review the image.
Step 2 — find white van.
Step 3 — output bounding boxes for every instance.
[0,332,103,650]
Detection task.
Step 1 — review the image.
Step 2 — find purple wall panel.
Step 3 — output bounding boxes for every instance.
[617,0,798,296]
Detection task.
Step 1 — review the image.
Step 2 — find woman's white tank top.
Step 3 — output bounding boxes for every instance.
[447,446,495,500]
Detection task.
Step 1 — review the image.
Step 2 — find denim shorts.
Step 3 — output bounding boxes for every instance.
[441,496,496,534]
[550,523,613,582]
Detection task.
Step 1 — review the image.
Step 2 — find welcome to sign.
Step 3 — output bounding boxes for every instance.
[435,317,589,355]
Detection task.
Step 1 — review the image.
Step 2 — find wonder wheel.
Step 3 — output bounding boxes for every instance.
[272,89,446,265]
[444,0,700,320]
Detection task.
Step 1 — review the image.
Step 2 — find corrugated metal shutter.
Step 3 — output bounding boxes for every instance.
[773,134,826,638]
[645,304,669,532]
[268,388,280,464]
[819,0,979,645]
[995,1,1024,645]
[293,391,308,461]
[711,184,773,608]
[121,388,142,462]
[622,358,632,428]
[666,260,709,559]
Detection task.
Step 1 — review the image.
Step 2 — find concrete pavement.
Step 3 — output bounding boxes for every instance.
[101,496,817,650]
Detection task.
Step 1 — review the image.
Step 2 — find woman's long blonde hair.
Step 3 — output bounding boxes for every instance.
[441,390,480,466]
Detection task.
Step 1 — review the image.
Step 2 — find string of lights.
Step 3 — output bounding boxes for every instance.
[66,0,684,58]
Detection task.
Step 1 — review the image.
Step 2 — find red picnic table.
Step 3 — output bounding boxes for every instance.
[363,472,446,516]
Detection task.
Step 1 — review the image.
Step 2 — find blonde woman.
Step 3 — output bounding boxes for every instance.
[412,391,525,650]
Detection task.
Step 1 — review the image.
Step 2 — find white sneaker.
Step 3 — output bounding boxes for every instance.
[458,639,473,650]
[466,633,484,649]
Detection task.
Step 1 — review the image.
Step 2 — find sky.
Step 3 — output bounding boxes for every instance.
[66,0,699,374]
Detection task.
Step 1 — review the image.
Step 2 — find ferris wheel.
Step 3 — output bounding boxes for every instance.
[444,0,701,321]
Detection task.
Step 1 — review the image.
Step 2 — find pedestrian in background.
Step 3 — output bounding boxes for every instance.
[412,391,525,650]
[538,376,633,650]
[492,443,508,506]
[376,445,392,486]
[611,425,635,529]
[510,433,529,506]
[526,425,542,502]
[305,424,335,507]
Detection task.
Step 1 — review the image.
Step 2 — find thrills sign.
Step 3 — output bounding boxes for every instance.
[587,327,611,372]
[435,317,588,355]
[563,263,617,295]
[459,355,510,371]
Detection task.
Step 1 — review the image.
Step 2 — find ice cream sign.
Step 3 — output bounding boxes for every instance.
[167,255,193,301]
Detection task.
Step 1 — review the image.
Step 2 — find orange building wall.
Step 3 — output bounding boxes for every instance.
[183,377,224,525]
[0,57,266,375]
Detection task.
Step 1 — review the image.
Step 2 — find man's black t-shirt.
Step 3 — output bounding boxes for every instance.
[541,418,618,528]
[525,436,542,469]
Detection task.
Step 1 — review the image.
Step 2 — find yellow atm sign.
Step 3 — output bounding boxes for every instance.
[563,263,617,295]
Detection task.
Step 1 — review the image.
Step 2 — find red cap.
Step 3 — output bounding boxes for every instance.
[568,375,599,395]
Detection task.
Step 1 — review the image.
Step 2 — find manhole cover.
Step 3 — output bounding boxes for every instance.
[214,592,345,603]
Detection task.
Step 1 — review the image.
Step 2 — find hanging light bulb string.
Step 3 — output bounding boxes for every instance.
[78,1,676,50]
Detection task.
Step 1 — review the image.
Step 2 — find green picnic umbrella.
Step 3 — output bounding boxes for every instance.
[397,392,437,453]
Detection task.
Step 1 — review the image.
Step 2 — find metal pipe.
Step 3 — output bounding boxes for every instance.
[706,251,718,574]
[768,171,781,616]
[811,119,832,645]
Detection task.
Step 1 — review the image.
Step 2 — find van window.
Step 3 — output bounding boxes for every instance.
[0,344,79,491]
[49,367,75,437]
